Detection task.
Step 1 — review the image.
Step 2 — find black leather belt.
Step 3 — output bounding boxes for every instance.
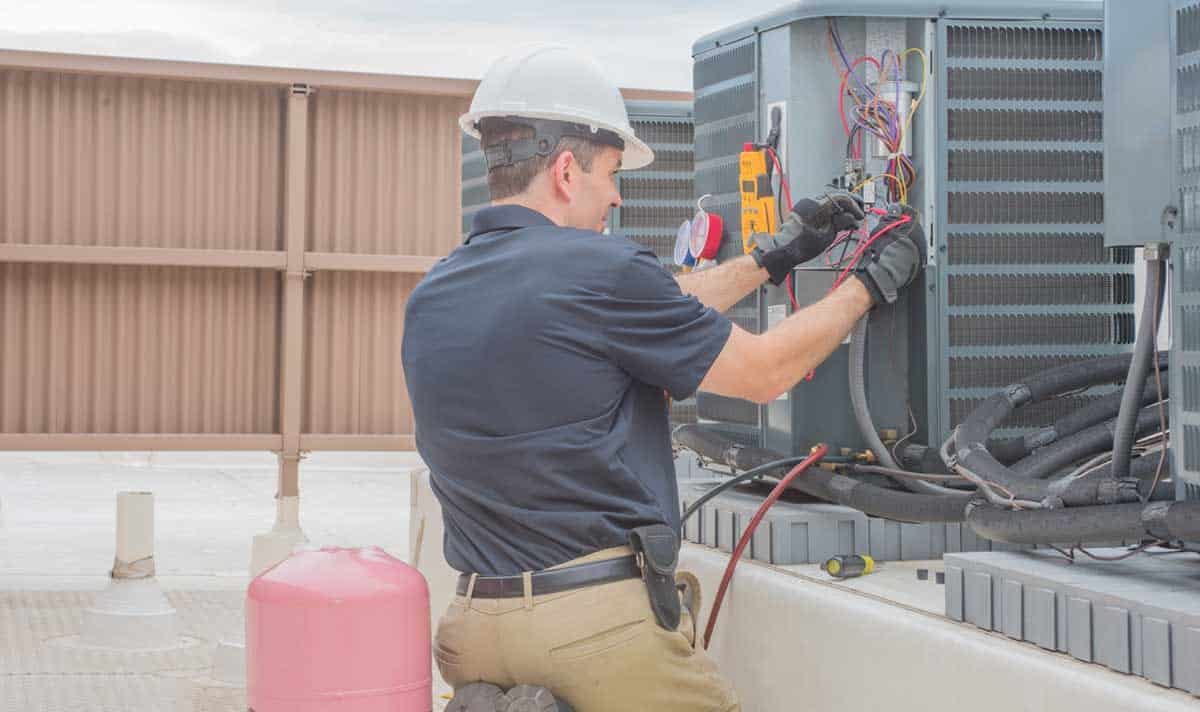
[456,555,641,599]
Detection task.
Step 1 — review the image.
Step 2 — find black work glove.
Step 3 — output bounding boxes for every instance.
[853,206,926,306]
[754,192,865,286]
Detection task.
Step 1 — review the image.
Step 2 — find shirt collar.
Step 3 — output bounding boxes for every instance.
[466,205,556,243]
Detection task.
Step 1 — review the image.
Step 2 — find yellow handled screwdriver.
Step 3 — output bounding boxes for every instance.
[821,554,875,579]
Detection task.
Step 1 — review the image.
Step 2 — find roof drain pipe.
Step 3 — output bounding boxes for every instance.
[849,317,959,496]
[1110,245,1168,479]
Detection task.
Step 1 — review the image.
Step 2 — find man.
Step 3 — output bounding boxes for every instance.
[402,44,925,712]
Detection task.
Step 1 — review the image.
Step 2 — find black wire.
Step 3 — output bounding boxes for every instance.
[775,169,785,225]
[1074,541,1158,562]
[1048,545,1075,562]
[680,456,808,532]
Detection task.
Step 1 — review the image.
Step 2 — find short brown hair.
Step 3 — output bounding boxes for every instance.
[480,119,607,200]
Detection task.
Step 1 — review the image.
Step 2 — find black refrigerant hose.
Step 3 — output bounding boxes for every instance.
[966,495,1200,547]
[1011,405,1165,480]
[1110,254,1167,480]
[673,427,1183,544]
[947,353,1167,505]
[987,377,1168,464]
[673,425,972,524]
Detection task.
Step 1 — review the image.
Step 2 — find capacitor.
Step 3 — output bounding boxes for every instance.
[821,554,876,579]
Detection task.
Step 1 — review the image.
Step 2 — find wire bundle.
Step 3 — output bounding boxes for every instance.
[827,210,912,291]
[827,19,928,204]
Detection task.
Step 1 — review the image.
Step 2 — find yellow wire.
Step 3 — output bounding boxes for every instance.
[852,173,907,203]
[898,47,929,158]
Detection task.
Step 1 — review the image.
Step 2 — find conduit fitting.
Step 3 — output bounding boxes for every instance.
[1144,241,1170,261]
[1004,384,1032,408]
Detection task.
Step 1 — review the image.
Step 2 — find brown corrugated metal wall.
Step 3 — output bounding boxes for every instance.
[0,49,691,458]
[0,53,469,454]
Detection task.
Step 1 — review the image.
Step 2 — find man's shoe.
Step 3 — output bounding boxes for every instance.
[446,682,505,712]
[498,684,573,712]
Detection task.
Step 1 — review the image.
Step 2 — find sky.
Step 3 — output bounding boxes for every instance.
[2,1,793,91]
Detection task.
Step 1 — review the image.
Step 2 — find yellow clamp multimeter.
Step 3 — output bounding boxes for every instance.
[739,143,778,255]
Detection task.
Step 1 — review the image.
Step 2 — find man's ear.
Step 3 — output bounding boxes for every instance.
[552,150,576,201]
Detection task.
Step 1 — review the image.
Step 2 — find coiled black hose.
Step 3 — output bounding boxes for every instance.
[946,353,1166,505]
[1110,254,1167,479]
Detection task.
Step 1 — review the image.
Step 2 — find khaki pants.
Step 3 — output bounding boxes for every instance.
[435,546,740,712]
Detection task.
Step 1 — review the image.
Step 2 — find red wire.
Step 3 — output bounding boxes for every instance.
[837,56,881,151]
[785,274,800,311]
[763,147,799,311]
[702,444,828,650]
[838,70,852,143]
[764,148,792,210]
[830,215,912,291]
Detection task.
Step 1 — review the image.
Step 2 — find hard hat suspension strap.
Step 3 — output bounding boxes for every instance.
[480,116,625,169]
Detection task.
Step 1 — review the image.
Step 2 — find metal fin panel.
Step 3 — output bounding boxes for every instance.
[937,20,1133,436]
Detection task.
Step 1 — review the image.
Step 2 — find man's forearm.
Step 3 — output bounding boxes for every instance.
[758,279,873,398]
[675,255,769,312]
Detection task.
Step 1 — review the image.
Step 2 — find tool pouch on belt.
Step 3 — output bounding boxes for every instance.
[629,524,681,631]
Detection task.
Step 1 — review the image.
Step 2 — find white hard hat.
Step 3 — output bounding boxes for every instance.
[460,44,655,171]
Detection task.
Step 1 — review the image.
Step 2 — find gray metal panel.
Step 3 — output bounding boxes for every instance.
[678,483,878,564]
[1003,579,1024,639]
[934,18,1135,442]
[1095,605,1132,673]
[946,550,1200,696]
[692,34,763,438]
[1173,2,1200,488]
[692,1,1103,56]
[1104,0,1175,247]
[1029,586,1058,650]
[755,17,920,457]
[965,570,994,629]
[946,565,966,620]
[1177,627,1200,694]
[1069,596,1095,662]
[1144,617,1173,687]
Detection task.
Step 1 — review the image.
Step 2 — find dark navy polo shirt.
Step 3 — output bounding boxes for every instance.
[401,205,732,576]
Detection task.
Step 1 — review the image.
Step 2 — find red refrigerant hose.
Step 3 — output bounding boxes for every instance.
[702,444,829,649]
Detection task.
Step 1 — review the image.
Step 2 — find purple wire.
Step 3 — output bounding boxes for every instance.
[830,19,873,97]
[831,18,911,163]
[893,53,902,143]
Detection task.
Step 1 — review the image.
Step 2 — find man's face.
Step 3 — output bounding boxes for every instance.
[564,146,623,232]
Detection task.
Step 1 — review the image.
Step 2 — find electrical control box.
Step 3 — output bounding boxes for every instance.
[1103,0,1174,247]
[693,1,1136,458]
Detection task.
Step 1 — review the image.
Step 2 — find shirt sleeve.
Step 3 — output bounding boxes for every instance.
[600,249,733,400]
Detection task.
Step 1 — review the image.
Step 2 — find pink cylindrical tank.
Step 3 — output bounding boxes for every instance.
[246,545,431,712]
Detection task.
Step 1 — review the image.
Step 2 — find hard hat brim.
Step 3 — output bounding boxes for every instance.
[460,109,655,171]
